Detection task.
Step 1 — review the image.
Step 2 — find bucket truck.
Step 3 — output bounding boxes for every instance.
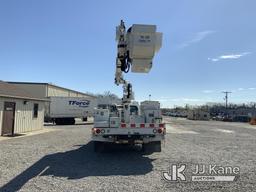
[92,20,165,152]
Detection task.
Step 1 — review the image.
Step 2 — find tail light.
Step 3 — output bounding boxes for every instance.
[140,124,145,128]
[121,123,126,128]
[95,128,101,134]
[92,128,101,134]
[131,124,136,128]
[159,123,165,128]
[158,128,163,134]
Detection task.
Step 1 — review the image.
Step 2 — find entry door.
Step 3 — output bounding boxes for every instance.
[2,102,16,136]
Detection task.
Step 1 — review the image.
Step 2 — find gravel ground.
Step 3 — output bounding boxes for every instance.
[0,118,256,192]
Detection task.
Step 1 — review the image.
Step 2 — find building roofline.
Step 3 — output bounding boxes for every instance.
[0,94,50,102]
[7,81,96,98]
[7,82,48,85]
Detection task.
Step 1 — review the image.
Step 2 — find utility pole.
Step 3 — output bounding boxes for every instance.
[222,91,232,109]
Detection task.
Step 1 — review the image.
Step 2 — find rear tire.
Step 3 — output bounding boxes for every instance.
[69,118,75,125]
[55,118,62,125]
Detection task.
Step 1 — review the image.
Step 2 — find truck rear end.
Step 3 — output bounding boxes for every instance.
[92,101,166,152]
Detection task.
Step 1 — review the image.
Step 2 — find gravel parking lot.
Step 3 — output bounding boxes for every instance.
[1,118,256,192]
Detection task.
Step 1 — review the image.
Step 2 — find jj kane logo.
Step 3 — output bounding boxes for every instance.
[162,164,240,182]
[69,100,90,108]
[162,164,186,181]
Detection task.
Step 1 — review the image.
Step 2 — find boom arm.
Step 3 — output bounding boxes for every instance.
[115,20,128,86]
[115,20,162,104]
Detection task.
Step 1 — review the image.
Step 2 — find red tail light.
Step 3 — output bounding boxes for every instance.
[140,124,145,128]
[158,128,163,134]
[159,123,165,128]
[121,123,126,128]
[95,129,101,134]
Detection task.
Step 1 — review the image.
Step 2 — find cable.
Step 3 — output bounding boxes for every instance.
[120,55,131,73]
[124,60,130,73]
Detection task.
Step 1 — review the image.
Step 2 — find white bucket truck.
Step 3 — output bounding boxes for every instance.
[92,20,165,152]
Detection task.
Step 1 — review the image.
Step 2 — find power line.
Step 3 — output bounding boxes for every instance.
[222,91,232,109]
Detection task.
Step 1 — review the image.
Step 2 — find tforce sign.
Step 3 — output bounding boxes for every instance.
[69,100,90,108]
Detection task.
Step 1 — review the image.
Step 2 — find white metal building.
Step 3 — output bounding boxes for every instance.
[0,81,48,136]
[7,82,95,99]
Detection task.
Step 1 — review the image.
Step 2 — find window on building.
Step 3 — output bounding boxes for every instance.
[33,103,39,118]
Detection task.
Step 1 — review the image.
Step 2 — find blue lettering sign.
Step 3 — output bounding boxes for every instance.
[68,100,90,108]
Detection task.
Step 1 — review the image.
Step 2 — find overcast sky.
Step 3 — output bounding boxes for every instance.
[0,0,255,107]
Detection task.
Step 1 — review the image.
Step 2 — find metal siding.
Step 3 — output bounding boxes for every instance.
[9,83,94,98]
[0,97,44,134]
[7,84,47,98]
[69,92,78,97]
[77,93,87,97]
[47,86,69,97]
[47,85,92,98]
